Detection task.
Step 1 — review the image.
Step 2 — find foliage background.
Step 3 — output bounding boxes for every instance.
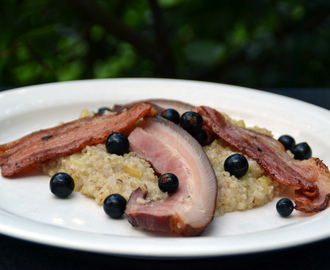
[1,0,329,88]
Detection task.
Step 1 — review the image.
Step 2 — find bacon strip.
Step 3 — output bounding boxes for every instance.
[196,106,330,213]
[0,103,157,177]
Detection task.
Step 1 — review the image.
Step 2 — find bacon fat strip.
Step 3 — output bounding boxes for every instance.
[196,106,330,213]
[0,103,157,177]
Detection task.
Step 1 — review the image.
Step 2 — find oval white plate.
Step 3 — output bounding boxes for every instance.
[0,78,330,258]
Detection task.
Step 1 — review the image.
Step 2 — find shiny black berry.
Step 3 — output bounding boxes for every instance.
[105,132,129,156]
[276,198,294,217]
[103,194,127,219]
[180,111,203,135]
[292,142,312,160]
[97,107,112,115]
[278,135,296,152]
[161,109,180,124]
[158,173,179,193]
[224,154,249,178]
[193,129,208,146]
[50,172,75,198]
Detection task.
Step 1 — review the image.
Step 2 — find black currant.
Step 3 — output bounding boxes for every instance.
[158,173,179,193]
[161,109,180,124]
[224,154,249,178]
[276,198,294,217]
[103,194,127,219]
[105,133,129,156]
[292,142,312,160]
[50,172,75,198]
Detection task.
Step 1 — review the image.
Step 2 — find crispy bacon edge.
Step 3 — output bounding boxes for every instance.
[0,103,157,177]
[196,106,330,213]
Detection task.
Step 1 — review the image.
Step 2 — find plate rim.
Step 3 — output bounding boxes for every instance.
[1,78,330,258]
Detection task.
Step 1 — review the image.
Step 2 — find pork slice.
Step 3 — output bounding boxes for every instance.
[125,116,218,236]
[112,98,194,115]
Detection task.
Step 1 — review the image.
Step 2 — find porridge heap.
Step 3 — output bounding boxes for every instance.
[42,109,284,217]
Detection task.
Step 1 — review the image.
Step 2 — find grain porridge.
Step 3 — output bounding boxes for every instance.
[42,110,284,216]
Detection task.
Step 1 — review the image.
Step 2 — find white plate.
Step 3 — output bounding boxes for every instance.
[0,78,330,258]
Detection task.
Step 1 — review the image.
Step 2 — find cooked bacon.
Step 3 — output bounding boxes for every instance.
[0,103,157,177]
[196,106,330,213]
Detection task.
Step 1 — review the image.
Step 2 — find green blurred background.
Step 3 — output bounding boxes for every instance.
[0,0,329,88]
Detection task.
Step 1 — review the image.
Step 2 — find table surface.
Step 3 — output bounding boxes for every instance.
[0,85,329,270]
